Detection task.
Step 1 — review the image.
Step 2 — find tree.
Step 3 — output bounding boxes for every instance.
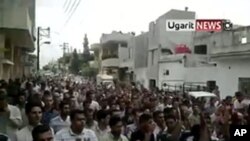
[81,64,98,78]
[82,34,90,63]
[43,65,50,71]
[69,49,81,74]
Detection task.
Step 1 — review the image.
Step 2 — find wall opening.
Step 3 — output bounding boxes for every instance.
[194,45,207,55]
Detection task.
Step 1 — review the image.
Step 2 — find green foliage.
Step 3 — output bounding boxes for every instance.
[69,49,81,74]
[81,64,98,77]
[43,65,50,71]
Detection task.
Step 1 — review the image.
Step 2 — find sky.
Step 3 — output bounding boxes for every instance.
[36,0,250,67]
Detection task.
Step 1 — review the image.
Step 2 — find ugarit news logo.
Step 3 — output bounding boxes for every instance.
[166,19,233,32]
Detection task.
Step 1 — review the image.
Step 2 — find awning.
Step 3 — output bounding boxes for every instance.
[1,59,14,65]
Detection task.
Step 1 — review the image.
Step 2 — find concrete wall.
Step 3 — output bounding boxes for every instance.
[158,57,250,98]
[134,67,148,89]
[158,61,185,88]
[148,9,196,51]
[118,44,129,65]
[134,33,148,68]
[147,9,196,87]
[0,0,35,36]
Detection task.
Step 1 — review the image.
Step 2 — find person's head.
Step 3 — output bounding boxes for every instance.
[70,109,86,132]
[109,115,123,137]
[43,91,54,108]
[25,102,43,126]
[59,101,70,116]
[153,111,165,127]
[192,104,200,114]
[119,100,126,110]
[41,82,46,90]
[0,89,8,111]
[32,125,53,141]
[235,92,244,102]
[172,98,179,108]
[86,91,94,101]
[96,110,110,125]
[18,90,26,105]
[132,108,141,123]
[83,100,91,109]
[165,114,177,132]
[225,96,233,105]
[139,114,154,132]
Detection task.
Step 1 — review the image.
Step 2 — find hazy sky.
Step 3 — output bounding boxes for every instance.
[36,0,250,67]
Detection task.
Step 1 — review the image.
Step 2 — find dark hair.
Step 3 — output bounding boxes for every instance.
[164,107,173,115]
[32,125,51,141]
[153,110,164,119]
[25,102,43,114]
[18,89,26,97]
[59,101,70,109]
[96,110,110,122]
[164,114,177,121]
[235,91,243,97]
[86,91,93,98]
[139,114,152,124]
[70,109,85,120]
[43,90,51,97]
[109,115,122,127]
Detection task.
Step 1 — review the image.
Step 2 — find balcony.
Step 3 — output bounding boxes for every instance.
[205,26,250,59]
[210,43,250,59]
[102,58,119,67]
[0,1,35,50]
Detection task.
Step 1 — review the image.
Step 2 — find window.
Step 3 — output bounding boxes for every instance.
[239,78,250,95]
[163,70,169,75]
[161,48,172,55]
[194,45,207,54]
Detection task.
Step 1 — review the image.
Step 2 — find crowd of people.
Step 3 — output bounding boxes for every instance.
[0,76,250,141]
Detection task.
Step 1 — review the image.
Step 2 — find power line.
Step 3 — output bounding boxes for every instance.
[63,0,82,27]
[64,0,74,14]
[63,0,69,9]
[66,0,78,16]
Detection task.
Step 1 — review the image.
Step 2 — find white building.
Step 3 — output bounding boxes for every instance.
[158,26,250,98]
[147,9,196,89]
[98,31,135,81]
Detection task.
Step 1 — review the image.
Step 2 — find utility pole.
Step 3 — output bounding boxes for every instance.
[37,27,50,71]
[61,43,69,57]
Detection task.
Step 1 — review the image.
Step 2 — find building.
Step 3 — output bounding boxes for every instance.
[192,26,250,98]
[99,31,134,81]
[0,0,36,80]
[90,43,102,72]
[147,9,196,89]
[131,32,149,88]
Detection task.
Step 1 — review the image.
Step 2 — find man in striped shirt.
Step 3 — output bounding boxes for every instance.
[55,109,98,141]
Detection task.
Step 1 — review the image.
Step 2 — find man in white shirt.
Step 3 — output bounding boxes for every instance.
[234,91,250,111]
[100,116,128,141]
[94,110,111,140]
[0,89,22,141]
[55,109,98,141]
[50,101,71,133]
[86,91,100,111]
[15,102,43,141]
